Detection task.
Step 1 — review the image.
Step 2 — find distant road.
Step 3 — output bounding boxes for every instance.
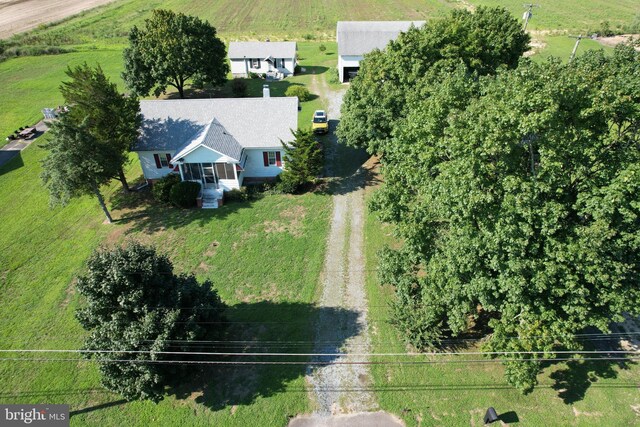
[0,0,116,39]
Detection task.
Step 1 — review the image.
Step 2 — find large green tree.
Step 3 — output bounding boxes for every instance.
[76,242,226,402]
[41,118,117,223]
[61,63,141,191]
[374,46,640,392]
[337,6,530,155]
[123,9,228,98]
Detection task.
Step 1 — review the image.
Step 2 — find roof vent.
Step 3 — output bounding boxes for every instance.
[263,84,270,98]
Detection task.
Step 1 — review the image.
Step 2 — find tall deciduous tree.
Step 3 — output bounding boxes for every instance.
[122,9,228,98]
[76,243,226,402]
[41,118,116,223]
[61,63,141,192]
[374,46,640,392]
[337,6,530,155]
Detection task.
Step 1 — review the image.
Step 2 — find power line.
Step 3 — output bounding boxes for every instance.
[0,356,637,366]
[0,349,636,357]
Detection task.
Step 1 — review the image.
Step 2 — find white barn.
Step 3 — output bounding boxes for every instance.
[228,41,297,78]
[337,21,425,83]
[132,89,298,208]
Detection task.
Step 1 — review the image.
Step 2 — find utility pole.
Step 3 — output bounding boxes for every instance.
[568,35,584,61]
[522,4,539,31]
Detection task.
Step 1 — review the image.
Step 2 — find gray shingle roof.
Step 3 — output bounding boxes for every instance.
[228,41,297,59]
[133,97,299,155]
[200,118,243,161]
[337,21,425,56]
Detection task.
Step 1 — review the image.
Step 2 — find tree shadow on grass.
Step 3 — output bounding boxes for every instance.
[548,333,636,404]
[167,301,361,414]
[300,66,329,75]
[0,150,23,176]
[113,196,256,235]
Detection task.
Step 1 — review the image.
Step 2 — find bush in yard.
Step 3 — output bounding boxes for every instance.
[327,67,340,85]
[285,85,311,102]
[152,174,180,203]
[230,78,247,97]
[76,242,226,402]
[319,44,326,52]
[276,174,300,194]
[224,187,249,202]
[169,181,201,208]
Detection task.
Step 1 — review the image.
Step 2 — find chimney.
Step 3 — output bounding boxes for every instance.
[263,84,270,98]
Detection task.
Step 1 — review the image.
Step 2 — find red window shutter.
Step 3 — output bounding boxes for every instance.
[153,154,162,169]
[263,152,269,167]
[165,153,172,166]
[275,151,282,167]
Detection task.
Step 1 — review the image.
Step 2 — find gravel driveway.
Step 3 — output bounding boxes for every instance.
[290,74,403,427]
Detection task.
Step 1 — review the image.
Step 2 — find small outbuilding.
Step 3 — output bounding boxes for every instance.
[337,21,425,82]
[228,41,297,79]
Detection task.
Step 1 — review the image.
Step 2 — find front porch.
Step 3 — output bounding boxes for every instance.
[178,161,243,209]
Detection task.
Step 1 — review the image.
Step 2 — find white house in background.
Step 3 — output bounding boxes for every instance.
[132,87,298,208]
[337,21,425,82]
[228,41,297,78]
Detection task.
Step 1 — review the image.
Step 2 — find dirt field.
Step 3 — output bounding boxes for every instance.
[596,34,640,50]
[0,0,116,39]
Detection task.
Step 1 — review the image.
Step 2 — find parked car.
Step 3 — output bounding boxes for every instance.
[312,110,329,134]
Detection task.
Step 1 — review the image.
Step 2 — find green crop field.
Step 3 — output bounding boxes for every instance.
[472,0,639,32]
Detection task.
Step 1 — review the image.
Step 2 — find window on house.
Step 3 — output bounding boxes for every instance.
[251,58,260,68]
[214,163,236,180]
[183,163,202,181]
[263,151,282,167]
[154,153,172,169]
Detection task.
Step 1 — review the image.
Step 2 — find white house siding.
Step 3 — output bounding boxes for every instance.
[179,145,227,164]
[284,58,296,74]
[230,58,295,78]
[230,59,249,78]
[338,55,363,82]
[218,179,240,191]
[137,151,176,180]
[243,148,285,178]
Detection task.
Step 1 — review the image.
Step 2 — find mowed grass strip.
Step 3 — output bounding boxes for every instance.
[0,133,332,425]
[363,166,640,426]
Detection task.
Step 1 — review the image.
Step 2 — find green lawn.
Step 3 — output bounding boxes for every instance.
[363,166,640,426]
[0,46,125,145]
[0,134,332,426]
[530,34,614,63]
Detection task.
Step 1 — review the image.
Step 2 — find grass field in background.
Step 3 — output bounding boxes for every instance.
[362,167,640,426]
[471,0,639,32]
[531,35,614,63]
[0,46,125,142]
[2,0,636,145]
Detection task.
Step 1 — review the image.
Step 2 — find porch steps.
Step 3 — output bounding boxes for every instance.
[201,188,223,209]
